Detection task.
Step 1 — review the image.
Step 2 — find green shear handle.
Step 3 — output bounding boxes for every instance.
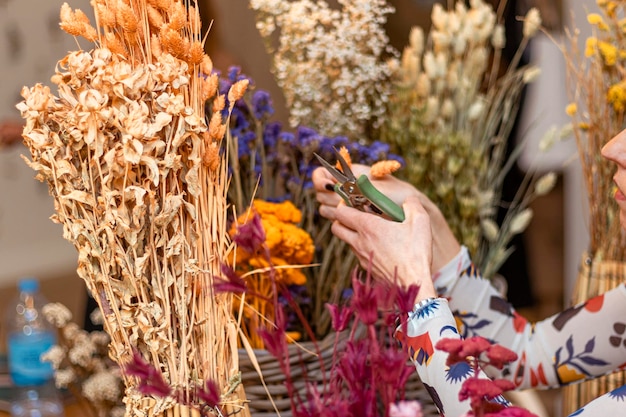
[356,175,405,222]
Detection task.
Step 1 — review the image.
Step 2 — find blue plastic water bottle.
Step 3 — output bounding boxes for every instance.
[5,278,64,417]
[6,278,56,386]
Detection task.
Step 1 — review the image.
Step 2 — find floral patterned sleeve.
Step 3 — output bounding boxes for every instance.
[399,246,626,416]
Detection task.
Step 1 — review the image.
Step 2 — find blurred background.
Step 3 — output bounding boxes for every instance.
[0,0,595,415]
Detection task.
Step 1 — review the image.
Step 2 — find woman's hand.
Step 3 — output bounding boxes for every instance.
[331,195,437,301]
[312,164,461,272]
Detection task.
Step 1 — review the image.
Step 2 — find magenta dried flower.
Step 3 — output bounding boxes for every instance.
[124,349,172,398]
[395,284,420,316]
[232,210,266,254]
[435,338,465,366]
[196,379,221,409]
[326,303,353,332]
[351,276,378,326]
[459,336,493,359]
[213,264,248,295]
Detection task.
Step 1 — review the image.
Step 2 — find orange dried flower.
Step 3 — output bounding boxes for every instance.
[201,56,214,76]
[160,26,185,58]
[104,32,126,55]
[147,5,164,28]
[336,146,352,171]
[370,160,401,178]
[167,2,187,31]
[117,2,138,33]
[228,80,249,110]
[188,42,205,65]
[202,140,220,171]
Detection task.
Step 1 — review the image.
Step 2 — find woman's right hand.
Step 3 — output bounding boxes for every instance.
[312,163,461,272]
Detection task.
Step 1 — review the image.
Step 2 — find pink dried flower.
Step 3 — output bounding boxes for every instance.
[486,344,518,370]
[232,211,266,254]
[395,283,420,316]
[213,264,247,295]
[124,349,172,398]
[389,400,423,417]
[326,303,353,332]
[351,276,379,325]
[459,336,492,359]
[196,380,221,409]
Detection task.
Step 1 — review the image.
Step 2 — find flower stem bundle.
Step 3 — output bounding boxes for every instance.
[17,1,248,415]
[561,2,626,261]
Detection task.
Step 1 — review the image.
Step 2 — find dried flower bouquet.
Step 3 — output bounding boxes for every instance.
[250,0,558,280]
[17,1,248,416]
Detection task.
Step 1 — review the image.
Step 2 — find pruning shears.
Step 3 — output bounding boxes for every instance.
[314,150,405,222]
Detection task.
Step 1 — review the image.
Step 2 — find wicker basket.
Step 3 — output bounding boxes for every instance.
[561,253,626,416]
[239,331,440,417]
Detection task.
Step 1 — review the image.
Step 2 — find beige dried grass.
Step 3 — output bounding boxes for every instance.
[17,1,249,416]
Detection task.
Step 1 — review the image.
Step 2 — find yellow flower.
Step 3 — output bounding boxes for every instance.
[607,82,626,112]
[585,37,598,57]
[587,13,604,25]
[599,41,618,66]
[565,103,577,116]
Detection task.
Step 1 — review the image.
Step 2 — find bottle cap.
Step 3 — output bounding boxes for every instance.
[18,277,40,293]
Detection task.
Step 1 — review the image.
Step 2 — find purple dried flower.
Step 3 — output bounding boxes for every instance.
[233,211,266,254]
[252,90,274,119]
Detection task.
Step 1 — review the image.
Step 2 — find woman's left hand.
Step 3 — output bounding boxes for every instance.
[331,195,437,301]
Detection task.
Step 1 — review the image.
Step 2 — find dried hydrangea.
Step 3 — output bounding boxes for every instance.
[249,0,396,139]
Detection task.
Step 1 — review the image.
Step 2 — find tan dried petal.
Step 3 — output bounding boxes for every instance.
[370,160,401,178]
